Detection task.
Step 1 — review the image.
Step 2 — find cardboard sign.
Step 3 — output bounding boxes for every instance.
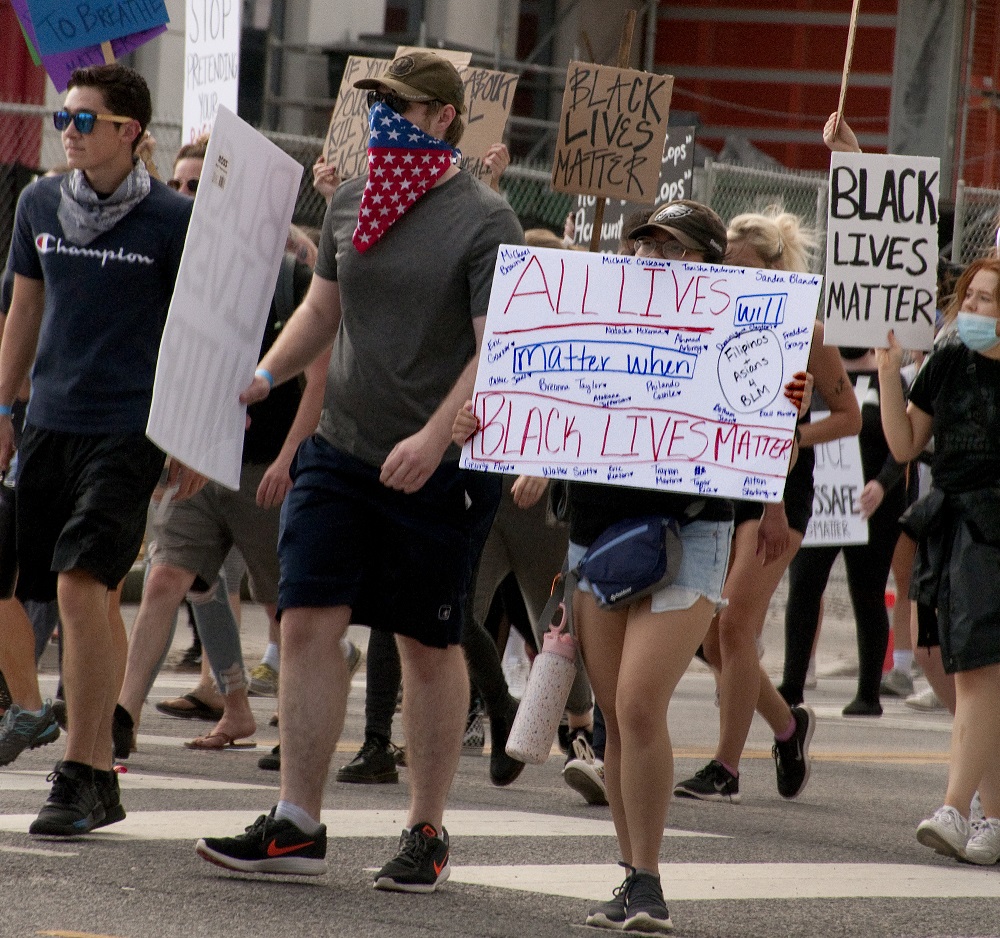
[455,65,519,181]
[323,56,391,178]
[571,126,696,253]
[551,61,673,203]
[324,56,518,183]
[12,0,164,91]
[25,0,169,56]
[182,0,241,145]
[147,107,302,489]
[461,246,822,501]
[824,152,939,351]
[802,411,868,547]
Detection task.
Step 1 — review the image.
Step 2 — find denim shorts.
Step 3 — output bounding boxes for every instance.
[569,519,733,613]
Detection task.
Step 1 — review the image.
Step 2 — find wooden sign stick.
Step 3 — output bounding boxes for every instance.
[835,0,861,134]
[100,40,115,64]
[589,9,637,253]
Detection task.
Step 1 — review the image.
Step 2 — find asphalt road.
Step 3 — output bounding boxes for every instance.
[2,567,998,938]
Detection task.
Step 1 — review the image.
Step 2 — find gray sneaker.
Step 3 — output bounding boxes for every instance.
[917,805,969,860]
[880,668,914,698]
[623,870,673,934]
[586,863,635,929]
[0,702,61,767]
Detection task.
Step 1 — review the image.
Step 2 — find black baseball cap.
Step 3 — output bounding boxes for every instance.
[628,200,727,263]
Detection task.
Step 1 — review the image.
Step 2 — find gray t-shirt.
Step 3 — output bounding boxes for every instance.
[314,171,523,467]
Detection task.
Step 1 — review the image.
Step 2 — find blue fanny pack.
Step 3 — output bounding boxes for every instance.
[575,516,683,610]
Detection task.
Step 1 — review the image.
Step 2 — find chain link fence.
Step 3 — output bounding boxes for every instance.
[952,181,1000,265]
[4,98,1000,273]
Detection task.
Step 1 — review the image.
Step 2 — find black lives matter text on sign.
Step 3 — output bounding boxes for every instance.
[571,126,696,253]
[824,152,939,352]
[551,62,673,203]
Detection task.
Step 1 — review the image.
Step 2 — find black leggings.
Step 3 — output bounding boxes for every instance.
[779,487,905,706]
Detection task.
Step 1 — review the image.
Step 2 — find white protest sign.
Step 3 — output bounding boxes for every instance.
[824,152,939,351]
[461,247,822,502]
[802,412,868,546]
[147,106,303,488]
[182,0,241,145]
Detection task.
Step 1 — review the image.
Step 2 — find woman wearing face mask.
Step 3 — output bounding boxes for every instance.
[878,257,1000,866]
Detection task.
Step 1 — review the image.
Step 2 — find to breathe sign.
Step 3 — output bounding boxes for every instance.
[462,246,822,502]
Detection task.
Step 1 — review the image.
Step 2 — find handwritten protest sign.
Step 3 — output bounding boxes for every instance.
[551,62,672,203]
[802,413,868,546]
[323,56,391,178]
[461,247,822,501]
[455,65,518,180]
[12,0,165,91]
[324,56,518,183]
[25,0,169,57]
[182,0,241,144]
[572,126,696,252]
[147,107,302,489]
[824,152,939,351]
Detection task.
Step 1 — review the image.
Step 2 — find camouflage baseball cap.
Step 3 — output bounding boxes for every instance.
[355,51,466,115]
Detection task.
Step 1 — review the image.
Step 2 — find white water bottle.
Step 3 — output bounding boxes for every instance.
[505,613,577,765]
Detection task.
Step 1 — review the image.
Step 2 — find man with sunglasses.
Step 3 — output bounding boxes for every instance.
[196,51,522,891]
[0,64,199,836]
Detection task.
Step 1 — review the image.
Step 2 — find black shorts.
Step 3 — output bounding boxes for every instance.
[277,436,473,648]
[15,425,165,600]
[732,449,815,535]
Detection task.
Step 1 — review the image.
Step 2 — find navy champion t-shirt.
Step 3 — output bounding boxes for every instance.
[6,175,191,434]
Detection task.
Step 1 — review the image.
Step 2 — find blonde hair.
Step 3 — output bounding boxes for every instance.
[726,207,817,273]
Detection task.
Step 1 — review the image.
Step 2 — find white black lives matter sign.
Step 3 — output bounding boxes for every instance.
[824,152,939,351]
[571,126,696,253]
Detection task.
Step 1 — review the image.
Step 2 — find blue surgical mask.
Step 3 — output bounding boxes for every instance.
[957,312,1000,353]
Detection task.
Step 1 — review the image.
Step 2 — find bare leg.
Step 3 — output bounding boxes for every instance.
[0,598,43,710]
[58,570,114,771]
[118,564,195,722]
[278,606,350,820]
[944,664,1000,816]
[890,535,915,655]
[397,635,468,830]
[911,602,956,713]
[578,591,715,873]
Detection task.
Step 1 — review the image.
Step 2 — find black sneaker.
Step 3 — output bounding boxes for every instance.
[258,744,280,771]
[336,734,400,784]
[373,822,450,893]
[772,704,815,799]
[585,862,634,929]
[488,696,525,787]
[29,761,105,836]
[195,807,327,875]
[673,760,741,804]
[623,870,673,934]
[93,768,127,829]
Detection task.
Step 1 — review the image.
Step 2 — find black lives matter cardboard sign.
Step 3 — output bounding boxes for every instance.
[323,55,518,184]
[551,61,673,203]
[824,152,939,351]
[570,126,696,253]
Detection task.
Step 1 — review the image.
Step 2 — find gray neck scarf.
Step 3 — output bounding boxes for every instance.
[57,160,151,246]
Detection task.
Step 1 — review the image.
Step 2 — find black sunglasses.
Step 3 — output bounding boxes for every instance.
[167,177,198,194]
[366,89,414,115]
[53,109,131,134]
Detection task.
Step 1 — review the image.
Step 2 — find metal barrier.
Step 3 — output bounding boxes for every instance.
[952,180,1000,265]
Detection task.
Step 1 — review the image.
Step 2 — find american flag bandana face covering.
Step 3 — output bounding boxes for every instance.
[352,100,461,253]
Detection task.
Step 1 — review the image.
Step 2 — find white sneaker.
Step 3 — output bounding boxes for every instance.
[917,805,969,860]
[562,733,609,806]
[904,687,946,712]
[965,817,1000,865]
[971,791,985,823]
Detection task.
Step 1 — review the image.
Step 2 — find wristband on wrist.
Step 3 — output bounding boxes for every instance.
[0,404,13,417]
[255,368,275,390]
